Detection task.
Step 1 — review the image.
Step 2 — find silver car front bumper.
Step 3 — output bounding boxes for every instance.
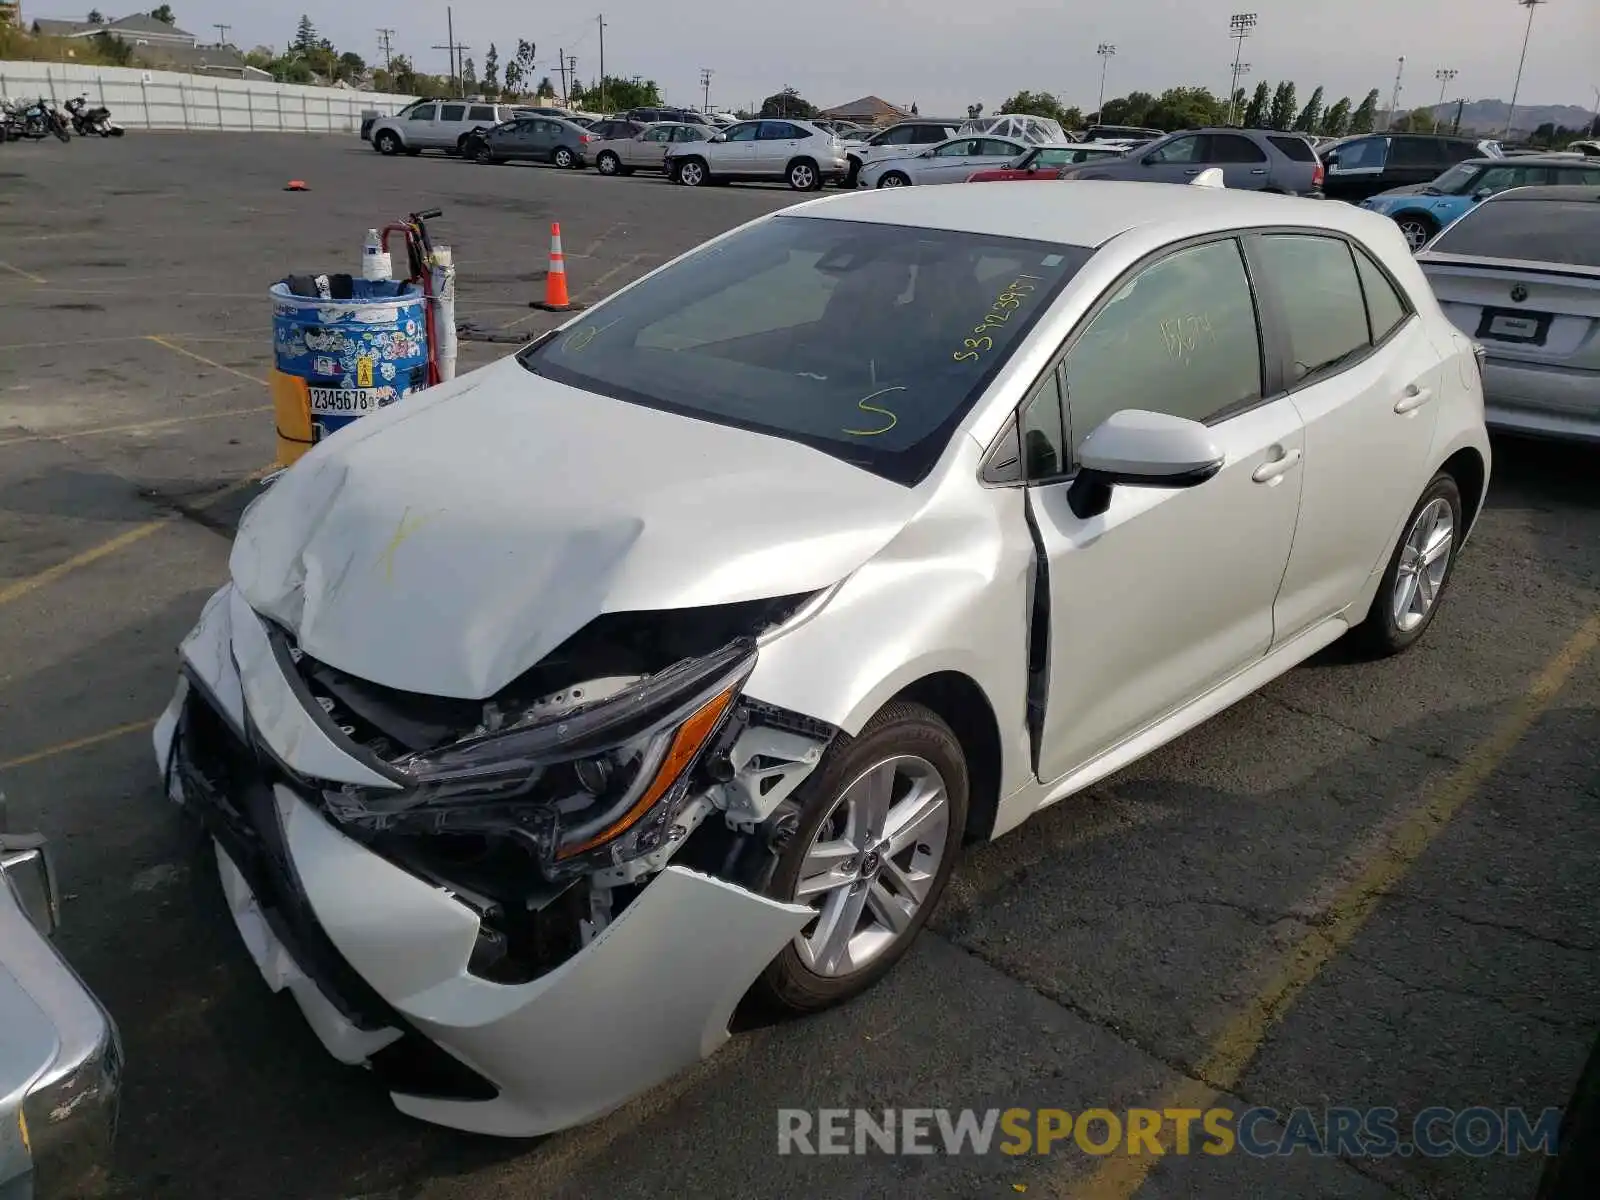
[155,585,812,1136]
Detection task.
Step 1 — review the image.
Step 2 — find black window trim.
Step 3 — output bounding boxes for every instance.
[1240,227,1418,395]
[981,229,1279,488]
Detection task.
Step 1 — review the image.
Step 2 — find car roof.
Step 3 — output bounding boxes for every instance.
[789,179,1396,248]
[1479,184,1600,203]
[1463,154,1594,167]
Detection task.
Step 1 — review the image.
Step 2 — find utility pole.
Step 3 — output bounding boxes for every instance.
[213,23,231,46]
[1095,43,1115,121]
[1433,69,1458,131]
[1387,56,1406,130]
[597,14,607,113]
[557,47,567,104]
[1503,0,1548,140]
[1226,13,1257,125]
[432,6,470,98]
[1590,86,1599,137]
[700,67,713,114]
[568,55,578,104]
[376,28,395,70]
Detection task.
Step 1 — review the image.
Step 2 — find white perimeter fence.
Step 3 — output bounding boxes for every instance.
[0,61,419,133]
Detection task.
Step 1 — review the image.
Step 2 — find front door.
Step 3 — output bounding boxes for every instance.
[919,138,983,183]
[1251,233,1445,641]
[712,121,762,174]
[404,102,438,147]
[1139,133,1210,184]
[1322,136,1390,202]
[1027,236,1305,783]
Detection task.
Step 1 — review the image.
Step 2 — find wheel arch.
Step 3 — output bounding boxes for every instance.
[1439,445,1487,535]
[891,672,1004,844]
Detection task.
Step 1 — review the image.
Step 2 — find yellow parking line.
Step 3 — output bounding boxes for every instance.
[145,336,269,385]
[0,400,269,449]
[1064,610,1600,1200]
[0,719,156,773]
[0,466,271,608]
[0,261,46,284]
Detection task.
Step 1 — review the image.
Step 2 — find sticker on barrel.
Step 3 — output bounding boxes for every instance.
[310,386,383,416]
[356,356,375,387]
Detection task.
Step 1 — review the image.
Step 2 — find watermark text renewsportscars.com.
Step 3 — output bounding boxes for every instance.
[777,1106,1563,1159]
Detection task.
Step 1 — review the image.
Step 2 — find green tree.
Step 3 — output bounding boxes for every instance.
[150,4,174,24]
[1100,90,1156,127]
[503,60,524,96]
[1321,97,1352,136]
[1389,106,1435,133]
[461,57,477,93]
[998,89,1070,123]
[483,43,499,97]
[579,76,661,110]
[760,87,816,119]
[536,76,555,99]
[1293,86,1324,133]
[1242,80,1271,127]
[90,30,132,64]
[1350,89,1380,134]
[515,38,535,78]
[389,53,419,93]
[1145,86,1225,131]
[1267,82,1297,131]
[87,9,105,22]
[291,15,317,55]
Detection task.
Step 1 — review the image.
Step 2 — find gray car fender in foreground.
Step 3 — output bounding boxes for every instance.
[279,783,812,1135]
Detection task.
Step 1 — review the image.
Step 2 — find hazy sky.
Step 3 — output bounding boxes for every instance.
[163,1,1596,115]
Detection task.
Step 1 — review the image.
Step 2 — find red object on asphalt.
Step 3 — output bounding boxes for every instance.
[284,180,309,191]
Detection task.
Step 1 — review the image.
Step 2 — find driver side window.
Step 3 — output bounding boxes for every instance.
[725,123,761,142]
[1148,135,1204,164]
[1060,239,1263,460]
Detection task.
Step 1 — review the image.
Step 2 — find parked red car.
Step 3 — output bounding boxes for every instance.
[966,142,1128,182]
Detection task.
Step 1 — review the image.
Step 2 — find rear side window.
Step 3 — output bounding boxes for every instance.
[1211,134,1268,163]
[1253,235,1372,383]
[468,105,495,122]
[1352,245,1409,341]
[1431,198,1600,267]
[1387,139,1436,168]
[914,125,951,143]
[1268,135,1316,162]
[440,104,466,122]
[1061,238,1263,449]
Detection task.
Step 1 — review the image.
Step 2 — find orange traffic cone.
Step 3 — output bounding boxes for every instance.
[529,222,584,312]
[284,179,309,191]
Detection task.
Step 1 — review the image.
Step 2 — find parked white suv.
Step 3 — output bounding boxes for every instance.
[665,118,848,190]
[842,119,963,188]
[369,100,532,157]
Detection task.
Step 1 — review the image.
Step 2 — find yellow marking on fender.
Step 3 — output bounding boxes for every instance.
[377,506,432,583]
[1064,611,1600,1199]
[0,719,157,773]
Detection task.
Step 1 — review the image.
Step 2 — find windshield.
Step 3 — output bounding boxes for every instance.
[519,216,1091,486]
[1431,199,1600,267]
[1430,162,1482,194]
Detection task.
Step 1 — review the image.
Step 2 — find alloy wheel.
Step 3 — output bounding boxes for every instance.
[1391,497,1454,631]
[878,173,907,188]
[1398,218,1432,252]
[789,163,816,190]
[554,147,574,168]
[792,755,950,978]
[679,160,705,186]
[598,153,618,175]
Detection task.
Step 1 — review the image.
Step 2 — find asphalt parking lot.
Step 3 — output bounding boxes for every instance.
[1,133,1597,1200]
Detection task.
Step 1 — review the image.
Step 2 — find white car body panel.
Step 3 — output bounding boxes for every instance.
[229,357,920,700]
[159,180,1490,1135]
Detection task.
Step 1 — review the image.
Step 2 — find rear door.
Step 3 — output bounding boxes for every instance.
[1252,233,1445,639]
[631,124,673,168]
[1209,132,1272,189]
[1385,137,1443,189]
[755,121,806,174]
[435,102,467,148]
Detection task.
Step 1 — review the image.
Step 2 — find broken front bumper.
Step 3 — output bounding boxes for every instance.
[154,586,811,1137]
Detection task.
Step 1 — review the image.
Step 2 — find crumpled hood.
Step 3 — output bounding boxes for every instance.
[1367,184,1434,203]
[230,357,920,699]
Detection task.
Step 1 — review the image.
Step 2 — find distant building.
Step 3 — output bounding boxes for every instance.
[818,95,912,127]
[33,12,197,45]
[29,13,268,78]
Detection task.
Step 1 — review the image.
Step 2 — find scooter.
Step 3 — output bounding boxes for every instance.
[65,95,124,137]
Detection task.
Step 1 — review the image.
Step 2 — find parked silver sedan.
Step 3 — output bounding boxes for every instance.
[1418,185,1600,442]
[594,121,715,176]
[858,134,1028,188]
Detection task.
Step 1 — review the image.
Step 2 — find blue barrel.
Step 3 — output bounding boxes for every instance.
[269,279,430,464]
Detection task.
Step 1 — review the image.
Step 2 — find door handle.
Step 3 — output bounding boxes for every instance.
[1183,168,1201,175]
[1252,447,1302,483]
[1394,386,1435,414]
[1250,167,1269,174]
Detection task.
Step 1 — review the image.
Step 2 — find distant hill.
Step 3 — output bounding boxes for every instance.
[1424,98,1596,136]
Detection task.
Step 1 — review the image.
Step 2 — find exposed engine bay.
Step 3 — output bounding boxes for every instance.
[268,594,839,985]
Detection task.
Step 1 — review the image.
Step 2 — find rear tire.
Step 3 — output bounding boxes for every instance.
[750,701,967,1016]
[1350,472,1464,657]
[553,146,576,169]
[596,150,621,176]
[787,158,821,191]
[844,157,862,188]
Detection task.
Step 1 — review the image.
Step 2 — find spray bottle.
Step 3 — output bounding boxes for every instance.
[362,227,392,282]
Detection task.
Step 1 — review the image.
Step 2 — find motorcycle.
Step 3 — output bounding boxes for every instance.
[65,95,124,138]
[2,97,71,142]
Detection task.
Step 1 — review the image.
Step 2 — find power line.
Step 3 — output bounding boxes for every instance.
[213,24,231,46]
[432,4,469,97]
[376,28,395,70]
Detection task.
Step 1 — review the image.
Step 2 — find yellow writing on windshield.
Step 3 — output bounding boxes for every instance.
[843,386,906,436]
[953,275,1043,362]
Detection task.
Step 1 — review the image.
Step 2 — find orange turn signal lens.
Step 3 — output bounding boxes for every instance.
[556,684,738,859]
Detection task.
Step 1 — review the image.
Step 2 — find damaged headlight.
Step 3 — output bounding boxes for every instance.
[323,638,755,878]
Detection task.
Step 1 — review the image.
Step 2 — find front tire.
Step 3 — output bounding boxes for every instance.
[374,130,401,156]
[877,171,910,189]
[1350,472,1463,657]
[1395,212,1438,253]
[675,157,708,186]
[473,145,495,164]
[751,701,967,1015]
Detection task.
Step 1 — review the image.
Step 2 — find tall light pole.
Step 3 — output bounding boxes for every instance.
[1227,13,1257,126]
[1503,0,1548,140]
[1433,69,1457,131]
[597,13,607,113]
[1387,55,1406,129]
[1095,43,1116,120]
[1229,64,1251,125]
[700,67,713,114]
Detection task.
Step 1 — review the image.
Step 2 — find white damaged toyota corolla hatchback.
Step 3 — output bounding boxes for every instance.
[155,183,1489,1136]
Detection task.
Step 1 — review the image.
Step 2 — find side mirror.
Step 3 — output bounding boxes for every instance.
[1473,187,1493,200]
[710,132,727,143]
[1066,410,1224,519]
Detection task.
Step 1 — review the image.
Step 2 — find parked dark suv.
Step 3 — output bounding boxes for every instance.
[625,106,703,125]
[1056,127,1324,195]
[1320,134,1502,204]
